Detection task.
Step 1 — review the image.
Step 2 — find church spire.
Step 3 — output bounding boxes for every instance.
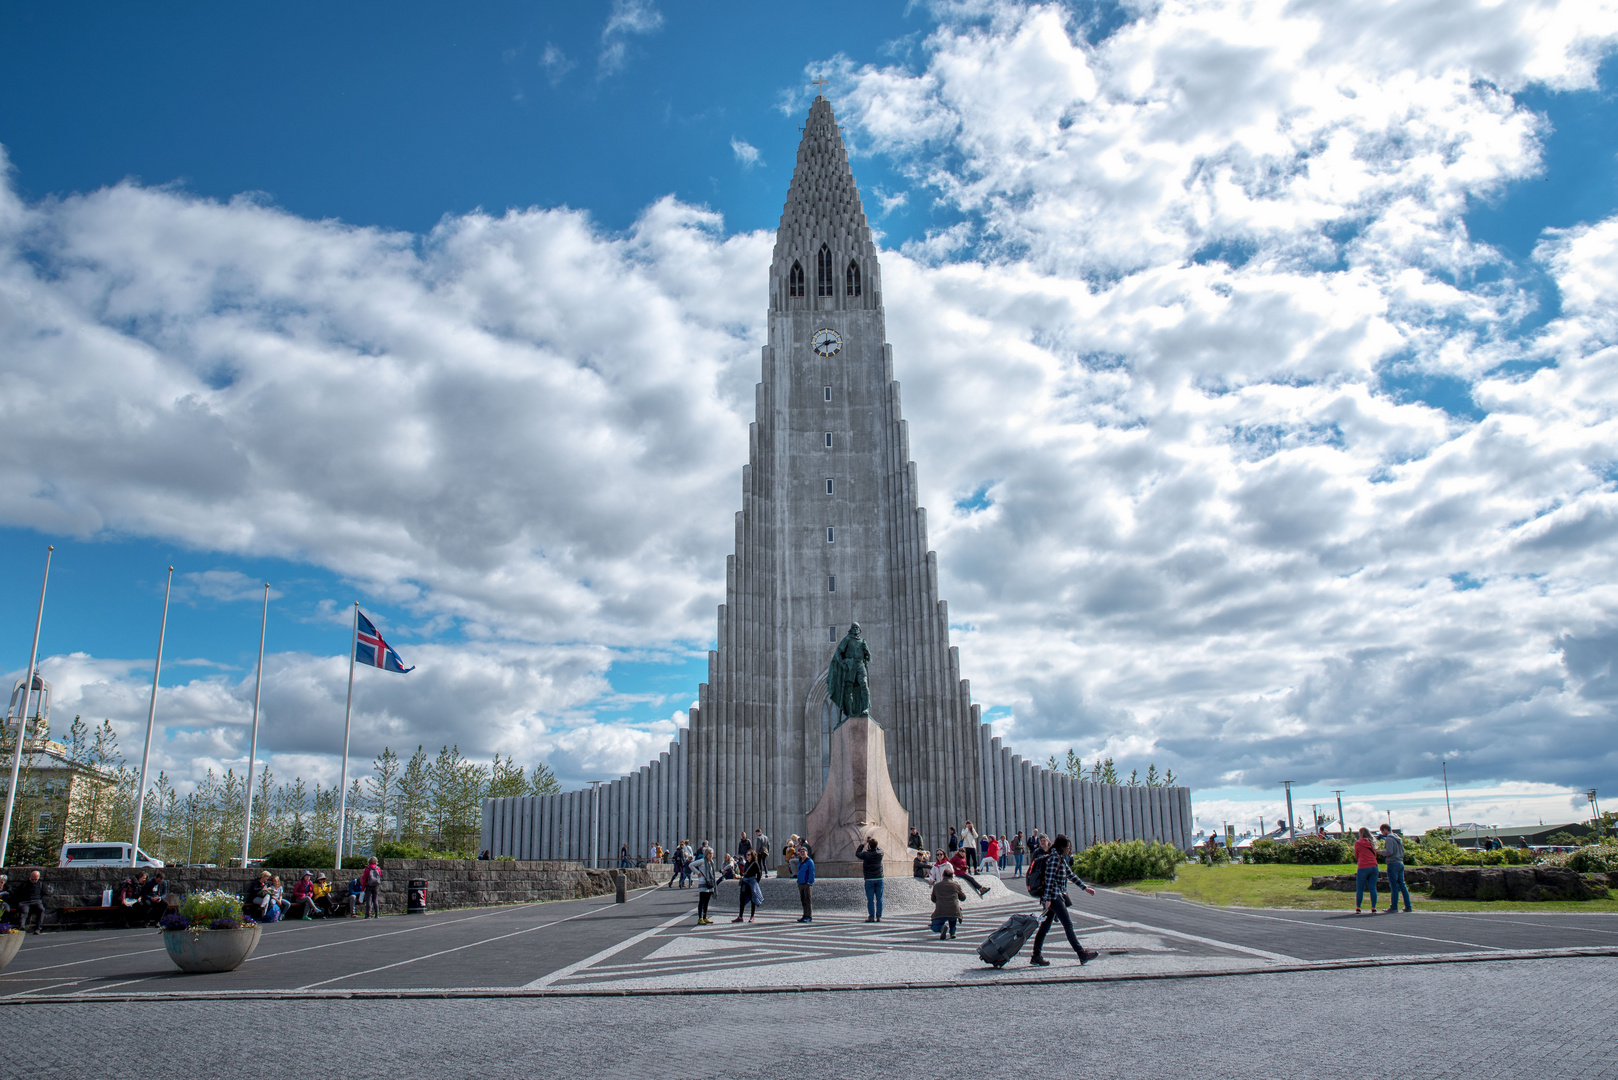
[771,96,881,311]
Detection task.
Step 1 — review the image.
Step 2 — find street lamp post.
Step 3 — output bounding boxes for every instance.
[1331,790,1346,839]
[1281,781,1297,842]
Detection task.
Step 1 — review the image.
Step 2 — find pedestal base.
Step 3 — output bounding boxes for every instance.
[804,714,911,878]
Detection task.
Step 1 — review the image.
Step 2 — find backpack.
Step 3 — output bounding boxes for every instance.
[1025,852,1048,897]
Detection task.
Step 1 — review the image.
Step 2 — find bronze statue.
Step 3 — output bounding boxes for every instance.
[827,622,871,722]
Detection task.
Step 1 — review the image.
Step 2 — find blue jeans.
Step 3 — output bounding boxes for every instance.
[929,917,958,936]
[1386,862,1411,911]
[1354,866,1379,910]
[1014,852,1024,876]
[864,878,884,920]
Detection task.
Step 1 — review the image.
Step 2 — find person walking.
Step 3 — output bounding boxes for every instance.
[693,846,719,925]
[13,870,46,934]
[930,865,966,940]
[1379,824,1412,913]
[796,845,816,923]
[1353,827,1380,914]
[732,850,763,923]
[754,828,771,866]
[1029,835,1098,967]
[360,856,382,919]
[961,821,981,870]
[736,832,752,863]
[855,836,887,922]
[1011,831,1025,877]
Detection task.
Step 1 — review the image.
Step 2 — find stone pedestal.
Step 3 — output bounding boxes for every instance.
[805,714,912,878]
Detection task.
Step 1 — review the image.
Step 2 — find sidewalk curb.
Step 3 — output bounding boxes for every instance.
[3,946,1613,1004]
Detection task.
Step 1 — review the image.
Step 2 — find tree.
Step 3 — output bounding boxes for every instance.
[1127,769,1140,786]
[398,746,432,847]
[1145,764,1161,787]
[248,764,275,858]
[487,754,527,798]
[366,747,400,844]
[1099,758,1119,785]
[430,744,487,854]
[528,758,561,796]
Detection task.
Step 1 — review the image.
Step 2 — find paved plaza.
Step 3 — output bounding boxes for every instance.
[0,883,1613,1000]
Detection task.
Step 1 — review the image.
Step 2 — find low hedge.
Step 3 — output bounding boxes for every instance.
[1073,839,1186,883]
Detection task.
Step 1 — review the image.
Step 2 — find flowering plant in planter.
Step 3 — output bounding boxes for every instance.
[162,890,253,936]
[0,922,15,934]
[161,890,262,974]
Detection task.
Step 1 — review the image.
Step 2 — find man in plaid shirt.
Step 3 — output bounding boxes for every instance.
[1032,834,1099,966]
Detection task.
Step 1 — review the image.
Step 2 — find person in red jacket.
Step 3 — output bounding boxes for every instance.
[1353,827,1380,914]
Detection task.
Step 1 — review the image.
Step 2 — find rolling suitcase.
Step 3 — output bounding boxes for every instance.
[978,912,1040,968]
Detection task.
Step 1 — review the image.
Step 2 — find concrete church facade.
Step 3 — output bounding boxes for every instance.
[481,98,1193,862]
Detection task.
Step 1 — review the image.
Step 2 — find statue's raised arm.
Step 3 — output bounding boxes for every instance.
[827,622,872,724]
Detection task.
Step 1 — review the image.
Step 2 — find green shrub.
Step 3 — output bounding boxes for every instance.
[1546,831,1580,846]
[178,889,245,927]
[1197,844,1230,865]
[1407,837,1473,866]
[341,855,370,870]
[1244,838,1285,864]
[258,845,335,869]
[1073,839,1186,883]
[1288,835,1348,864]
[1551,841,1618,874]
[371,840,433,860]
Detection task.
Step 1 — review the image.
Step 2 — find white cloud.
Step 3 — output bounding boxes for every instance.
[599,0,664,76]
[5,0,1618,813]
[729,137,761,168]
[539,42,575,86]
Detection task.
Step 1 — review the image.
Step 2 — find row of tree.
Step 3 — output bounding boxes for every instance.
[0,714,560,865]
[1046,749,1177,787]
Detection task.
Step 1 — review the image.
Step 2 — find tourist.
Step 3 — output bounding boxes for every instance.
[784,844,801,879]
[1379,824,1412,913]
[619,843,630,869]
[680,840,695,888]
[912,850,930,879]
[1029,835,1098,967]
[268,875,292,920]
[244,870,274,921]
[796,844,816,923]
[311,873,339,917]
[961,820,981,870]
[947,826,959,854]
[478,849,490,860]
[930,865,966,940]
[114,871,145,928]
[140,872,169,925]
[855,836,887,922]
[948,848,990,897]
[999,835,1010,869]
[0,873,9,923]
[13,870,45,934]
[985,834,1000,869]
[754,828,771,865]
[737,832,752,862]
[1011,831,1025,877]
[733,850,763,923]
[1353,827,1380,915]
[360,857,383,919]
[286,872,316,920]
[907,826,924,852]
[346,873,365,916]
[693,847,719,925]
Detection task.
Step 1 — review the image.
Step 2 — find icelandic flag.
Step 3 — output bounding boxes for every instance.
[355,610,414,673]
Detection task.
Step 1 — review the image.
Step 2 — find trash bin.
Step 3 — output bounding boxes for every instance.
[407,879,428,915]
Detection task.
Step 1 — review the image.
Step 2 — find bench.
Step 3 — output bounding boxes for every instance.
[51,901,178,929]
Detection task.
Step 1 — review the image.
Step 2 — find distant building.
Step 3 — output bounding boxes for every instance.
[1450,823,1598,848]
[0,737,120,843]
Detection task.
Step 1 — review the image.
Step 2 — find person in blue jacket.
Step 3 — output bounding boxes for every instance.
[796,847,816,923]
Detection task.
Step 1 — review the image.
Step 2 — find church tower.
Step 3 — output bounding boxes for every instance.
[479,99,1194,867]
[685,96,983,848]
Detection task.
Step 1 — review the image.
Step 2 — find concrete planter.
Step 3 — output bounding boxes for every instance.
[0,931,22,972]
[162,924,262,973]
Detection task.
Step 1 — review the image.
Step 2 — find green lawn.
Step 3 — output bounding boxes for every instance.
[1119,862,1618,913]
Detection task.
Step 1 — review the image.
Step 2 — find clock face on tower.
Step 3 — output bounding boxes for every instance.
[811,328,843,357]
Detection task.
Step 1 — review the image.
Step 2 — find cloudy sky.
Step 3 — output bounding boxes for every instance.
[2,0,1616,837]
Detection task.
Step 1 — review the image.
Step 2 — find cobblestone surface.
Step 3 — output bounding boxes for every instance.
[1,957,1612,1078]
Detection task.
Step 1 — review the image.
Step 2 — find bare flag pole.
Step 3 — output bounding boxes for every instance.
[0,544,53,868]
[130,566,174,868]
[240,582,270,868]
[335,601,358,871]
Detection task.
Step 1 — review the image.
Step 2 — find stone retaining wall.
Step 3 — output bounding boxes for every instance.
[2,860,672,926]
[1309,865,1616,901]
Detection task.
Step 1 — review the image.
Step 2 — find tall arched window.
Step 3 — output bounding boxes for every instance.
[788,261,805,298]
[845,260,861,297]
[816,244,834,297]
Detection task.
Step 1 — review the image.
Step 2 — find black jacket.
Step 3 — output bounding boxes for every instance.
[853,846,886,879]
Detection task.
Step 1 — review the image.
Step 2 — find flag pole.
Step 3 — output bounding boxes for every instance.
[0,544,53,868]
[335,602,358,871]
[130,566,173,868]
[240,582,270,868]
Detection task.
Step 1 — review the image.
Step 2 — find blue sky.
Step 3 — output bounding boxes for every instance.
[2,1,1617,834]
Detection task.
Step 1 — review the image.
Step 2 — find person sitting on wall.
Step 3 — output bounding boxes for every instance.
[311,873,339,917]
[288,872,318,920]
[948,849,991,898]
[907,827,924,852]
[243,871,274,921]
[115,872,148,929]
[347,873,365,917]
[139,872,169,926]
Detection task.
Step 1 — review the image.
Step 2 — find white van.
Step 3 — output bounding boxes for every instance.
[58,843,164,868]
